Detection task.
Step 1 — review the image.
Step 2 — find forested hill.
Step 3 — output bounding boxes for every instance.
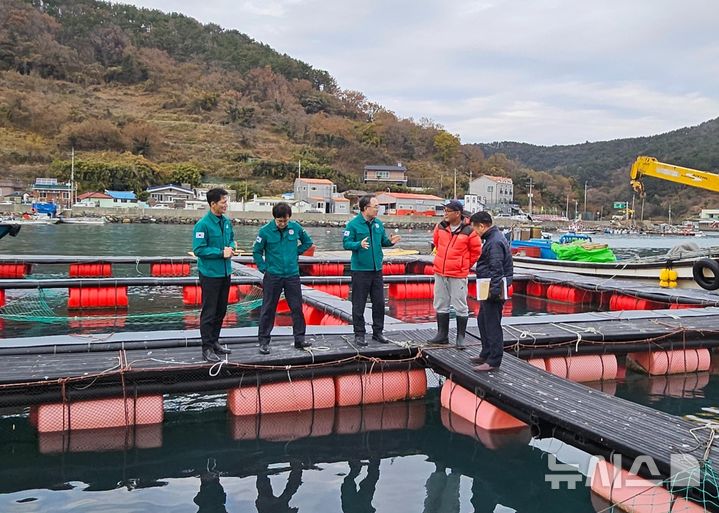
[2,0,488,199]
[476,117,719,185]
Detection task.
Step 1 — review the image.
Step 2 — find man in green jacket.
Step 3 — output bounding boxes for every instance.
[343,195,400,346]
[192,188,235,363]
[253,202,314,354]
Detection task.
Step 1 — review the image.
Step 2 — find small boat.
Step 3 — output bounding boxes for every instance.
[0,222,21,240]
[1,215,59,225]
[512,241,719,289]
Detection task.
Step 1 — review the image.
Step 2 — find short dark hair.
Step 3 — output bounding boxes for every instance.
[359,195,375,212]
[470,211,493,225]
[206,188,228,205]
[272,202,292,218]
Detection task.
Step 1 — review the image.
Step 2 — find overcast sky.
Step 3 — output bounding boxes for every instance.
[122,0,719,146]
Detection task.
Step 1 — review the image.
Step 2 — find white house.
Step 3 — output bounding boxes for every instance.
[146,184,194,207]
[469,175,514,208]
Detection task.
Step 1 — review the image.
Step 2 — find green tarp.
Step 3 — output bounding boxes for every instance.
[551,241,617,263]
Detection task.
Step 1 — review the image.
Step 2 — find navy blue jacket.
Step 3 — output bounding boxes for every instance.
[476,225,513,300]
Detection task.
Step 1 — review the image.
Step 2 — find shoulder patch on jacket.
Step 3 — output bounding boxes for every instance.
[343,230,350,236]
[255,236,262,243]
[195,232,204,239]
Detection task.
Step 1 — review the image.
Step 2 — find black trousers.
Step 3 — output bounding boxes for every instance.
[477,299,505,366]
[199,273,232,350]
[258,273,305,344]
[351,270,385,336]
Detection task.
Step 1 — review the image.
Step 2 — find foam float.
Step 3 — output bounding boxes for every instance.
[627,349,711,375]
[544,354,618,382]
[440,379,524,431]
[30,395,164,433]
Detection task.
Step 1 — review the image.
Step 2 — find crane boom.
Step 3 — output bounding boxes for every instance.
[630,156,719,195]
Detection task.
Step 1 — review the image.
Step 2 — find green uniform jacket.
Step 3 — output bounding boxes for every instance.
[343,214,394,271]
[192,212,235,277]
[252,220,313,277]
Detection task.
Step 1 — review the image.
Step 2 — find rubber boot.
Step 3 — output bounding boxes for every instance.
[455,316,468,350]
[427,313,450,344]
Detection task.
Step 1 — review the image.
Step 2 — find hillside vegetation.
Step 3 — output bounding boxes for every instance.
[0,0,716,219]
[477,118,719,218]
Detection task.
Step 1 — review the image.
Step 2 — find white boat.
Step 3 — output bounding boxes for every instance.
[513,244,719,289]
[1,216,59,225]
[58,217,106,225]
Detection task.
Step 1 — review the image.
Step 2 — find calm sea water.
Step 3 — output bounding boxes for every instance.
[1,224,718,513]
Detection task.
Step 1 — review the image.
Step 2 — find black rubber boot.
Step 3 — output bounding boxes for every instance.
[427,313,450,344]
[456,316,468,350]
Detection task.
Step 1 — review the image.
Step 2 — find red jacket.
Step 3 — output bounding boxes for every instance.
[432,217,481,278]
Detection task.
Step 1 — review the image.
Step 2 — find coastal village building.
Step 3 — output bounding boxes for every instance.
[238,195,314,213]
[146,184,194,208]
[294,177,341,213]
[331,193,350,214]
[469,175,514,208]
[363,164,407,185]
[76,192,114,208]
[105,190,139,207]
[374,192,444,216]
[0,179,24,199]
[32,178,72,208]
[463,194,484,214]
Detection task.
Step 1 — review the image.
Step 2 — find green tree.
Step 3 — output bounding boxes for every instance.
[433,130,460,165]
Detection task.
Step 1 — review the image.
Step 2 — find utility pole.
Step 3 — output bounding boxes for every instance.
[453,168,457,199]
[565,194,569,220]
[70,146,75,209]
[527,177,534,216]
[298,160,301,179]
[583,181,588,220]
[669,205,672,226]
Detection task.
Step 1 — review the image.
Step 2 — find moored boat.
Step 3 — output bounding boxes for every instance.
[512,239,719,289]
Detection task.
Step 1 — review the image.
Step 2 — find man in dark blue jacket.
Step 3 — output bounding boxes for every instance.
[469,211,513,371]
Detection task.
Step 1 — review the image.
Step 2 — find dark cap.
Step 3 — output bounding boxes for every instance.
[443,199,463,212]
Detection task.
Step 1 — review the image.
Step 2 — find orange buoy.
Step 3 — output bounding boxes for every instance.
[544,355,618,382]
[440,379,525,431]
[67,286,128,309]
[627,349,711,375]
[0,263,30,278]
[227,377,336,416]
[440,407,531,449]
[590,459,704,513]
[69,263,112,277]
[335,369,427,407]
[29,395,164,433]
[150,262,190,276]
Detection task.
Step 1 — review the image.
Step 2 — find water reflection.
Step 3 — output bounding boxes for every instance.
[422,462,459,513]
[341,459,380,513]
[256,461,302,513]
[194,459,227,513]
[0,395,616,512]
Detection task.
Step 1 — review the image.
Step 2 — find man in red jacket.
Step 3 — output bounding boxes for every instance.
[427,200,481,348]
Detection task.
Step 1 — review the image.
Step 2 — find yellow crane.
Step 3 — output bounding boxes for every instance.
[630,156,719,195]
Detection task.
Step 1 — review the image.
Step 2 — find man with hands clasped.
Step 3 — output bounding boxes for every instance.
[343,195,400,347]
[192,188,236,363]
